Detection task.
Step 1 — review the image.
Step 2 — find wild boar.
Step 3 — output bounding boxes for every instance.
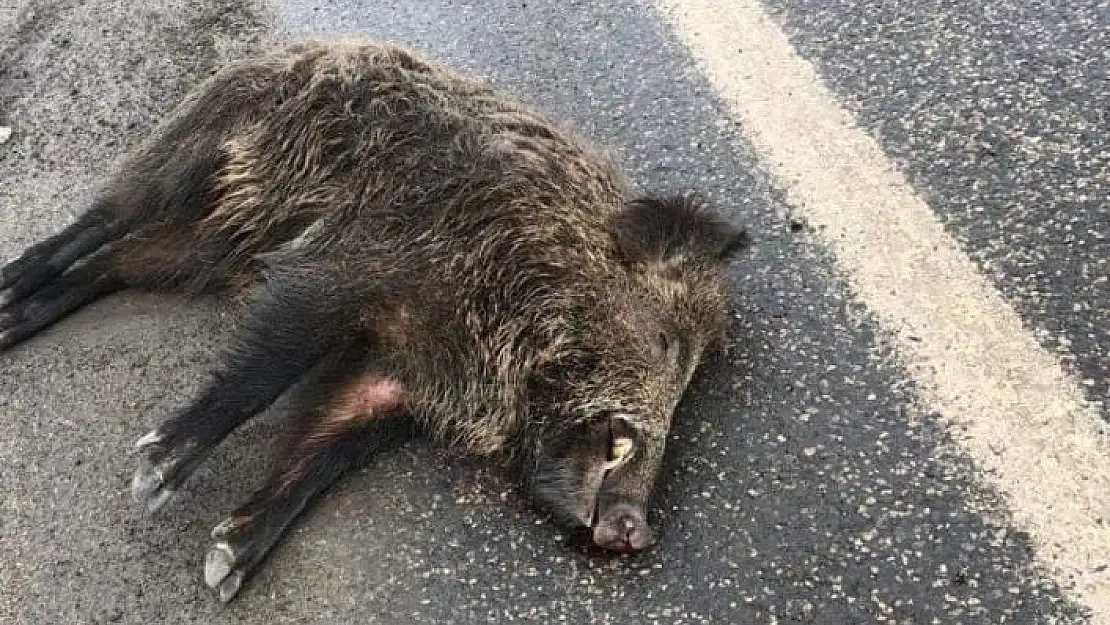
[0,39,747,601]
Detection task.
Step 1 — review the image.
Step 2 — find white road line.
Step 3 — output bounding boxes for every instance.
[652,0,1110,618]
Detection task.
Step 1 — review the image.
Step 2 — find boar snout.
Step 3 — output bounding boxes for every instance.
[592,501,655,553]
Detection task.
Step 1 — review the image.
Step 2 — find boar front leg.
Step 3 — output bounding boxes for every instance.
[132,276,346,511]
[203,348,412,602]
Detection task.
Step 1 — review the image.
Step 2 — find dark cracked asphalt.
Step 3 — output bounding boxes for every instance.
[0,0,1105,623]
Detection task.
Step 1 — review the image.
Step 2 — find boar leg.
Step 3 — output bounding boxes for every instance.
[0,246,124,350]
[132,280,345,511]
[0,203,121,309]
[0,202,124,352]
[204,356,411,602]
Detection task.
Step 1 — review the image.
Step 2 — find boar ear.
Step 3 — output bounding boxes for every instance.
[610,195,750,266]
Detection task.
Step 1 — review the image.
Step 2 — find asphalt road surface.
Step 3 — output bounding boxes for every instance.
[1,0,1107,623]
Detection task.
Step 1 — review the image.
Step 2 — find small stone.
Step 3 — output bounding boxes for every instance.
[0,126,11,144]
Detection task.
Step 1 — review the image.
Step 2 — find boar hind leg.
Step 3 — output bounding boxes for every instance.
[0,204,120,308]
[204,353,411,602]
[0,245,125,351]
[0,204,126,351]
[132,279,344,511]
[0,144,227,348]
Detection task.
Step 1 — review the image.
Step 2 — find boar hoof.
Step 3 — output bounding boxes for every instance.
[205,542,245,602]
[131,430,180,511]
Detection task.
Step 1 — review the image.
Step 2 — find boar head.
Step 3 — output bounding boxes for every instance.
[526,195,748,553]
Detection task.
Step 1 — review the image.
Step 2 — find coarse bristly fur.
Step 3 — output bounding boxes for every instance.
[0,39,750,602]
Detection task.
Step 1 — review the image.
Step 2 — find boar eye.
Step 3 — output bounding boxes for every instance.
[652,329,681,367]
[656,331,669,353]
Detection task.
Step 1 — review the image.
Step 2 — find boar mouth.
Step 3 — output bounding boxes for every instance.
[586,467,610,529]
